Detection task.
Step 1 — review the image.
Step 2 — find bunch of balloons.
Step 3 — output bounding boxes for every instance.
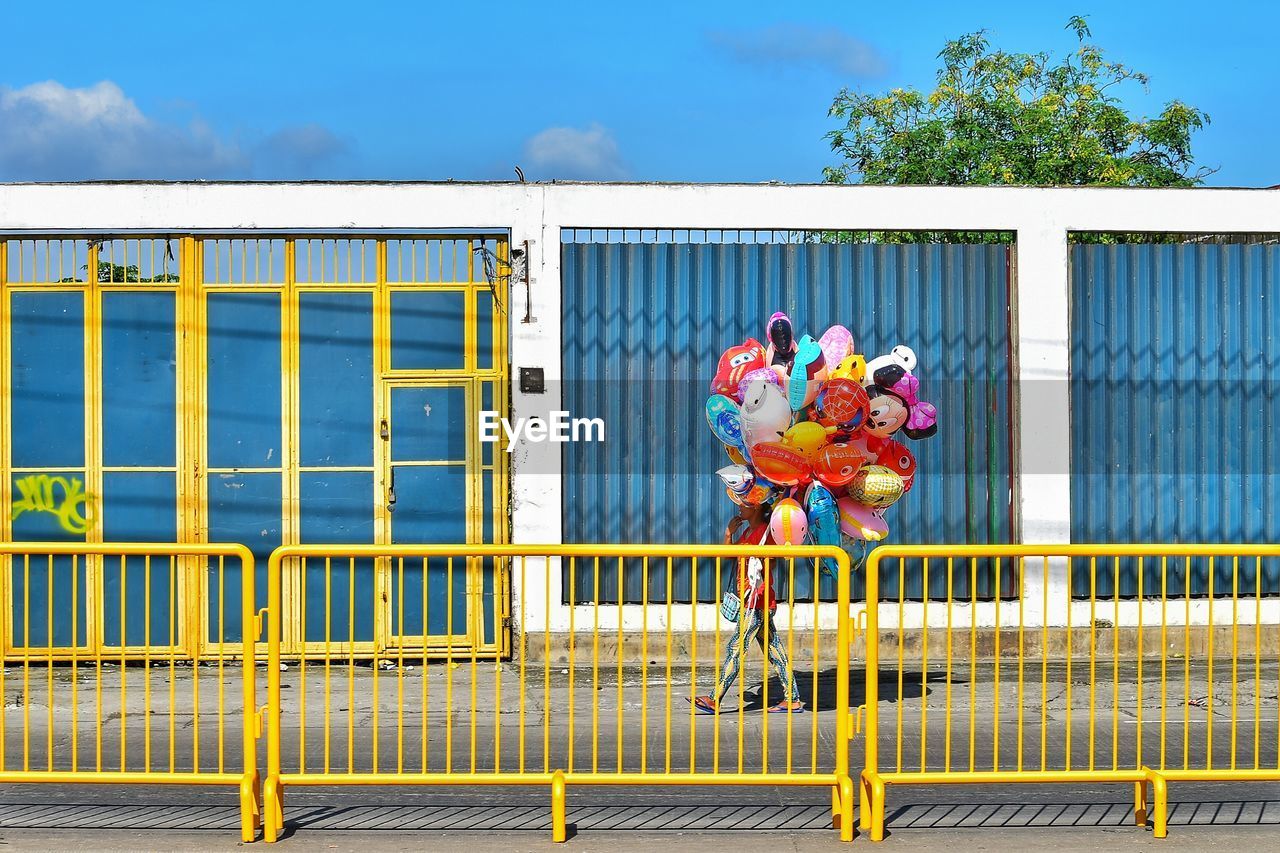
[706,312,938,574]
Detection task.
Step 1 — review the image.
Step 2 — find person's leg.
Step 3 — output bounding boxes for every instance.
[703,607,762,708]
[761,612,801,705]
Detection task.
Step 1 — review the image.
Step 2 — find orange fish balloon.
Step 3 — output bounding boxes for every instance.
[811,442,865,488]
[875,439,917,491]
[750,441,812,486]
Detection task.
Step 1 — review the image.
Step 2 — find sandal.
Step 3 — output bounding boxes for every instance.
[768,700,805,714]
[692,695,718,715]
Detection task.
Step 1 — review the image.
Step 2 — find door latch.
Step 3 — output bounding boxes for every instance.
[379,418,389,441]
[386,467,396,513]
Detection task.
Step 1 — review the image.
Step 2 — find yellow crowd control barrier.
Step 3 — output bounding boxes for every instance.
[861,544,1280,842]
[263,544,853,843]
[0,542,262,841]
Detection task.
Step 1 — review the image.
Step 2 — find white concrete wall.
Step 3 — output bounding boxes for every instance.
[3,181,1279,632]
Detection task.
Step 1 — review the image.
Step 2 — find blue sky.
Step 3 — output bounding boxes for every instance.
[1,1,1275,185]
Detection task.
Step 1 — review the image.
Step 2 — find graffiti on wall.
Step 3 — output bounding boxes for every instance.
[11,475,93,534]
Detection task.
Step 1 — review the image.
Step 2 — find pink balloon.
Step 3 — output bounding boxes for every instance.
[769,498,809,545]
[818,325,855,371]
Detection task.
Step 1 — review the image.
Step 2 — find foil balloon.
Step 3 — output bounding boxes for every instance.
[781,420,836,461]
[739,379,792,450]
[716,464,754,497]
[750,441,812,486]
[787,335,828,411]
[817,325,854,371]
[875,439,917,491]
[711,338,766,400]
[705,394,747,454]
[814,378,870,431]
[727,483,772,507]
[838,497,889,542]
[804,482,842,578]
[736,366,782,402]
[725,445,748,465]
[847,464,905,509]
[829,353,867,385]
[811,442,865,488]
[769,498,809,545]
[764,312,797,372]
[865,345,918,386]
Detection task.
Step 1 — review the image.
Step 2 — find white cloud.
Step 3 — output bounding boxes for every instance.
[707,23,887,78]
[0,80,346,180]
[523,122,628,181]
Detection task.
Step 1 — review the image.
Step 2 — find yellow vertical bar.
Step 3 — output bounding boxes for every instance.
[1183,556,1191,770]
[543,557,550,773]
[351,556,361,774]
[470,560,479,774]
[397,557,405,773]
[568,557,576,773]
[1089,556,1097,771]
[1254,556,1262,770]
[493,556,502,771]
[22,554,30,771]
[1230,555,1239,771]
[0,241,9,736]
[642,555,650,775]
[1137,556,1145,769]
[896,558,905,773]
[992,556,1001,772]
[46,555,54,772]
[920,557,929,773]
[1207,555,1215,770]
[324,558,332,774]
[692,555,700,773]
[1040,556,1048,771]
[785,558,795,773]
[667,557,674,774]
[1065,554,1073,770]
[944,558,953,774]
[445,555,453,772]
[145,555,153,772]
[1112,557,1120,771]
[119,555,127,772]
[1016,556,1025,773]
[616,556,624,773]
[1160,556,1168,770]
[968,557,978,773]
[216,555,225,772]
[70,554,79,771]
[518,555,527,773]
[592,556,600,773]
[168,555,176,772]
[430,555,435,773]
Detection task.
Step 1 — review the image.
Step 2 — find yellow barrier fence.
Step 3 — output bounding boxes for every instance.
[861,544,1280,841]
[0,542,261,841]
[263,544,853,843]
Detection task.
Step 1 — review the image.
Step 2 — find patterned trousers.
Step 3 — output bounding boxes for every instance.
[712,606,800,703]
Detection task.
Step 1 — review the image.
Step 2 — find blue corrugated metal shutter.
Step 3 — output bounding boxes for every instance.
[562,241,1015,602]
[1070,243,1280,597]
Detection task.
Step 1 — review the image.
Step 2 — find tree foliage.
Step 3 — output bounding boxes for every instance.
[825,17,1212,188]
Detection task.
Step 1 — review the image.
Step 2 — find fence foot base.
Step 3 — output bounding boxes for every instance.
[864,771,886,841]
[263,776,283,843]
[240,771,261,842]
[1134,779,1148,827]
[837,775,855,842]
[551,770,567,843]
[859,771,871,831]
[1143,769,1168,839]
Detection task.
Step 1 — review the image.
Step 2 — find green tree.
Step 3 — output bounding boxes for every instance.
[824,17,1212,188]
